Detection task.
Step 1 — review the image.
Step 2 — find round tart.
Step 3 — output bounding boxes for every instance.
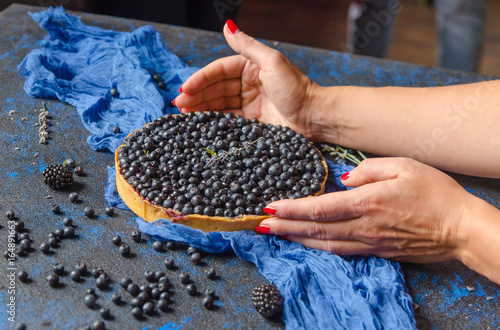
[115,111,328,232]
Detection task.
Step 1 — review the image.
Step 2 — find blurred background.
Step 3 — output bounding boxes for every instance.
[1,0,499,76]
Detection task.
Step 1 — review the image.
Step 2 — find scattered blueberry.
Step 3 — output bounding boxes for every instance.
[6,210,16,220]
[70,270,81,282]
[144,270,155,282]
[46,274,59,287]
[180,272,190,284]
[157,299,169,312]
[131,231,141,242]
[19,239,31,249]
[119,244,130,257]
[112,126,120,134]
[152,241,163,252]
[131,306,143,319]
[39,242,50,254]
[111,292,122,304]
[53,263,65,275]
[127,283,140,297]
[65,158,76,168]
[187,283,197,295]
[206,267,216,279]
[63,217,73,226]
[69,192,79,203]
[74,166,84,176]
[91,320,105,330]
[64,226,75,238]
[84,207,95,218]
[143,301,155,315]
[75,263,88,275]
[187,246,199,255]
[165,241,175,250]
[119,277,132,288]
[112,235,121,245]
[105,207,114,216]
[202,295,214,309]
[52,205,61,214]
[190,252,202,265]
[164,259,174,270]
[99,307,111,319]
[110,88,119,98]
[17,271,28,282]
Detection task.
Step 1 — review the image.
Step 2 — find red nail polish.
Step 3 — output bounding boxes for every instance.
[226,20,240,34]
[341,171,351,180]
[179,85,183,93]
[263,207,277,216]
[172,99,176,106]
[255,225,274,235]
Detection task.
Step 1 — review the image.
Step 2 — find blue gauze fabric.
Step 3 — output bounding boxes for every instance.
[18,7,415,329]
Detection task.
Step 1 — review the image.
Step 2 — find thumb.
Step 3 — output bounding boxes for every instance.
[341,157,404,188]
[223,20,283,71]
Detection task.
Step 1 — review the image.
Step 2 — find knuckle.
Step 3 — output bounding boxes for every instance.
[325,240,343,255]
[306,222,328,239]
[308,203,328,221]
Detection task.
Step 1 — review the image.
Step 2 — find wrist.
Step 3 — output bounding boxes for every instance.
[455,196,500,284]
[306,85,345,143]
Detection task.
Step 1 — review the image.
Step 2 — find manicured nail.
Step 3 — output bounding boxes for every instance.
[341,171,351,180]
[226,20,240,34]
[179,85,183,93]
[172,99,176,106]
[263,207,277,216]
[255,225,274,235]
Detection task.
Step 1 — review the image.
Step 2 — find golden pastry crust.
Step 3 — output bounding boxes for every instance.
[115,119,328,232]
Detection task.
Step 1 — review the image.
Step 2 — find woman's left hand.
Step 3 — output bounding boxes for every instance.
[258,157,474,264]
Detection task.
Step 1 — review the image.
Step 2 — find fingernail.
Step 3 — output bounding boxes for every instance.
[341,171,351,180]
[255,225,274,235]
[179,85,183,93]
[172,99,176,106]
[226,20,240,34]
[263,207,277,216]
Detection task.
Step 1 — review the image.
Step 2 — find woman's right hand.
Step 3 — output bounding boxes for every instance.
[174,20,325,141]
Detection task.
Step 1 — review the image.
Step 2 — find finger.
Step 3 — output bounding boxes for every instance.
[179,95,242,113]
[341,157,405,188]
[181,55,247,94]
[291,236,376,256]
[264,191,365,222]
[175,78,242,108]
[223,23,287,72]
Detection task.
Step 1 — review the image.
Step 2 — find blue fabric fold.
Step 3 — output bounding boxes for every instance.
[18,7,415,329]
[18,6,197,152]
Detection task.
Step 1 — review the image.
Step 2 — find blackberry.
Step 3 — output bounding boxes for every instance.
[252,284,283,318]
[43,164,74,189]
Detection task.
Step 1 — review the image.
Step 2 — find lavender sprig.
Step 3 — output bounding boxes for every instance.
[321,144,367,165]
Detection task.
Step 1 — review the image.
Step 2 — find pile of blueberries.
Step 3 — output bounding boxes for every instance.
[118,111,327,218]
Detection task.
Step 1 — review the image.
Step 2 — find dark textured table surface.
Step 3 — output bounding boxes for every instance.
[1,4,499,329]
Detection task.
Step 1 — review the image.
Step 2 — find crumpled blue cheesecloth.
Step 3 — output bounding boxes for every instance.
[18,7,415,329]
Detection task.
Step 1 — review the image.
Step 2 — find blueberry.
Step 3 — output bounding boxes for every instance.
[19,239,30,249]
[62,217,73,226]
[180,272,190,284]
[84,207,95,217]
[64,226,75,238]
[6,210,16,220]
[152,241,164,252]
[17,271,28,282]
[111,292,122,304]
[69,192,79,203]
[75,263,88,275]
[164,258,175,270]
[54,229,64,239]
[159,292,170,301]
[74,166,84,176]
[39,242,50,254]
[91,320,105,330]
[165,241,175,250]
[131,231,141,242]
[99,307,111,319]
[96,274,109,289]
[202,295,214,309]
[187,246,199,255]
[157,299,169,312]
[69,270,81,282]
[187,283,197,295]
[119,277,132,288]
[119,244,130,257]
[52,205,61,214]
[112,126,120,134]
[190,252,202,265]
[46,274,59,287]
[144,270,155,282]
[84,294,96,308]
[127,283,140,296]
[143,301,155,315]
[112,235,121,245]
[53,263,65,275]
[110,88,119,98]
[206,267,216,280]
[131,306,143,319]
[105,207,115,216]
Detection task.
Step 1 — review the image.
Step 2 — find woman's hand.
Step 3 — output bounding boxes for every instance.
[174,21,325,141]
[258,157,474,264]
